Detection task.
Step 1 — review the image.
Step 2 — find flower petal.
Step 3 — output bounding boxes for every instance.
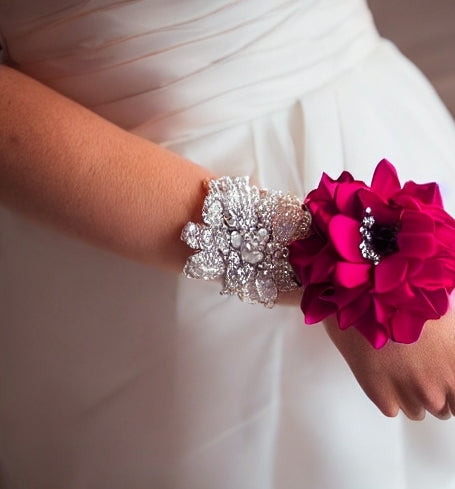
[326,284,370,309]
[397,232,436,258]
[377,281,415,305]
[337,293,372,330]
[307,201,336,235]
[334,182,365,216]
[412,259,455,289]
[307,172,346,202]
[352,310,389,349]
[328,215,363,262]
[435,215,455,244]
[370,159,401,199]
[407,258,424,278]
[357,189,401,224]
[400,209,434,234]
[337,171,356,184]
[308,247,337,283]
[401,181,443,206]
[334,262,371,288]
[374,255,408,293]
[422,288,449,316]
[392,193,421,210]
[390,310,426,344]
[373,297,394,326]
[407,289,446,319]
[289,235,326,268]
[301,284,337,324]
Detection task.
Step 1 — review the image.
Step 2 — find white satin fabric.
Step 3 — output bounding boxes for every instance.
[1,1,455,488]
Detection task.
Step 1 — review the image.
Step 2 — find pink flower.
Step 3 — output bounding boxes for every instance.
[289,159,455,348]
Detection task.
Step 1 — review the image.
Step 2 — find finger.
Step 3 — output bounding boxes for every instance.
[391,374,455,421]
[391,381,426,421]
[400,405,426,421]
[428,398,452,420]
[376,399,400,418]
[359,378,400,418]
[402,390,450,421]
[433,408,452,420]
[415,385,451,420]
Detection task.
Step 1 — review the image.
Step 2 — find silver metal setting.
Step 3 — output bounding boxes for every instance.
[181,176,311,307]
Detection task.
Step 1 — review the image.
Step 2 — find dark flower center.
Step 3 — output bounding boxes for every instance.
[370,223,399,257]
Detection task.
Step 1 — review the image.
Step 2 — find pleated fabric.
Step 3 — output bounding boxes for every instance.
[1,1,455,488]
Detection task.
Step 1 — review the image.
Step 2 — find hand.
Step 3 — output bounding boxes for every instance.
[325,307,455,420]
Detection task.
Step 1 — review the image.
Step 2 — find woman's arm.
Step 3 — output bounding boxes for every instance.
[4,67,455,419]
[0,65,214,269]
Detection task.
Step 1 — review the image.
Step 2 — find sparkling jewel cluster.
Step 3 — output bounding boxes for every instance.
[359,207,381,265]
[181,176,311,307]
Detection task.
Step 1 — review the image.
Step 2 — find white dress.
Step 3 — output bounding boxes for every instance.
[1,1,455,488]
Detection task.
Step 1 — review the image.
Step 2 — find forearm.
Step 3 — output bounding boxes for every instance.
[0,65,214,269]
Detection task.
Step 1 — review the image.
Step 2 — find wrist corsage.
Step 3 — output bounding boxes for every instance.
[181,159,455,348]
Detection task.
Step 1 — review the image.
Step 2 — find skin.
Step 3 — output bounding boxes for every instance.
[0,65,214,270]
[1,64,455,420]
[325,310,455,420]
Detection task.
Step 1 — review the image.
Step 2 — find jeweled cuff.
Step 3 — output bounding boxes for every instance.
[181,176,311,307]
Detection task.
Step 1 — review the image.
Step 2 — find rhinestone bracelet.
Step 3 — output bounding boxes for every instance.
[181,176,311,307]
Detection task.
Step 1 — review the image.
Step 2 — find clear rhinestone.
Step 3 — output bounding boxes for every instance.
[257,228,269,244]
[181,222,200,250]
[230,231,242,249]
[201,228,213,247]
[256,272,278,307]
[204,199,223,226]
[241,242,264,264]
